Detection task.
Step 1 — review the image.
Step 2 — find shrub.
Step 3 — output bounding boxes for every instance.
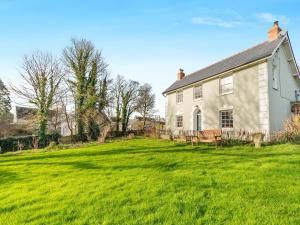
[0,133,60,153]
[45,142,72,151]
[221,139,252,146]
[60,135,74,144]
[270,115,300,144]
[127,133,135,139]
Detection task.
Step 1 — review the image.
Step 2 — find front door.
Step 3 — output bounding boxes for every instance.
[196,111,202,131]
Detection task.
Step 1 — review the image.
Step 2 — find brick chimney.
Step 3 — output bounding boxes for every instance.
[268,21,282,42]
[177,69,185,80]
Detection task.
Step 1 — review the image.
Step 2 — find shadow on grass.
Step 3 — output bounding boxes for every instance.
[0,171,22,186]
[0,160,186,172]
[0,143,298,170]
[0,144,213,164]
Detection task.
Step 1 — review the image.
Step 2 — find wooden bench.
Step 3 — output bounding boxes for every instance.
[190,130,222,146]
[185,135,192,144]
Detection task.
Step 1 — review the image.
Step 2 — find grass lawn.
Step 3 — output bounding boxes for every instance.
[0,138,299,225]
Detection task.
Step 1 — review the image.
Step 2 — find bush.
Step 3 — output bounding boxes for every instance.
[270,115,300,144]
[60,135,74,144]
[0,133,60,153]
[221,139,252,146]
[45,142,72,151]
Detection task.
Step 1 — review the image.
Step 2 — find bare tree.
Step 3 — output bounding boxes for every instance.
[53,86,76,139]
[11,52,63,147]
[121,79,139,133]
[136,83,156,129]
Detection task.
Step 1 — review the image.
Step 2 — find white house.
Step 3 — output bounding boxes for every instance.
[163,22,300,135]
[12,106,76,136]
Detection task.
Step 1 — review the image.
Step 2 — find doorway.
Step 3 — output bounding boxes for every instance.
[196,110,202,131]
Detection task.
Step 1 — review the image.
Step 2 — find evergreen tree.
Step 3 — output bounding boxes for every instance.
[63,39,109,141]
[0,79,11,118]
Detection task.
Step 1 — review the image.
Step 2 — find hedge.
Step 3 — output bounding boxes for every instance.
[0,133,60,153]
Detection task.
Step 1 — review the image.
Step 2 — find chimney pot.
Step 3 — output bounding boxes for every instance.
[268,21,282,42]
[177,69,185,80]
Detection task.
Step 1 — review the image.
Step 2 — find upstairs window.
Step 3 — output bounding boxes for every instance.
[176,115,183,128]
[194,85,203,99]
[176,90,183,103]
[220,76,233,94]
[220,110,233,129]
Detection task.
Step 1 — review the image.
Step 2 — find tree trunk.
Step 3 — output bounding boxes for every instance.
[143,114,146,130]
[76,78,86,141]
[121,105,127,134]
[116,104,120,132]
[76,94,85,141]
[38,115,48,148]
[77,114,84,141]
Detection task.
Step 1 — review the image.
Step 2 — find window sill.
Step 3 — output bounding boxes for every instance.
[193,98,203,102]
[176,102,183,105]
[219,91,233,96]
[221,128,234,132]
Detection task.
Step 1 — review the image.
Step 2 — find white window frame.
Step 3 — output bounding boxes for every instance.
[176,115,183,128]
[219,110,233,130]
[193,85,203,100]
[176,90,183,104]
[219,75,233,95]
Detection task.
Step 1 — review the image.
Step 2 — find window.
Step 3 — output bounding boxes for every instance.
[176,115,183,128]
[220,110,233,129]
[272,64,279,90]
[194,85,203,99]
[220,76,233,94]
[176,91,183,103]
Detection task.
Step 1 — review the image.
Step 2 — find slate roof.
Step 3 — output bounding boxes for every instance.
[16,106,37,119]
[15,106,55,120]
[163,36,284,94]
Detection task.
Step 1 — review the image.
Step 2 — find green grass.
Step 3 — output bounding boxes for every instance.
[0,138,299,225]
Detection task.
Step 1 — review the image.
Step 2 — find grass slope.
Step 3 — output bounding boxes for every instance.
[0,138,299,225]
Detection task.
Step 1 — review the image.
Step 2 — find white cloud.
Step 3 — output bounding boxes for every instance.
[255,13,289,24]
[191,17,243,28]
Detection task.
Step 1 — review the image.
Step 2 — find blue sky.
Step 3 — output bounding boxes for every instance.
[1,0,300,116]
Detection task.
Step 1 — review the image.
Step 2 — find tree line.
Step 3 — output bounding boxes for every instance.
[0,38,155,147]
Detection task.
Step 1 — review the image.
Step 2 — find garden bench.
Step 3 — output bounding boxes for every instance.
[190,130,222,146]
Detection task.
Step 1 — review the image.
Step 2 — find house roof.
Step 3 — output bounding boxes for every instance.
[15,106,56,120]
[16,106,37,119]
[163,35,284,95]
